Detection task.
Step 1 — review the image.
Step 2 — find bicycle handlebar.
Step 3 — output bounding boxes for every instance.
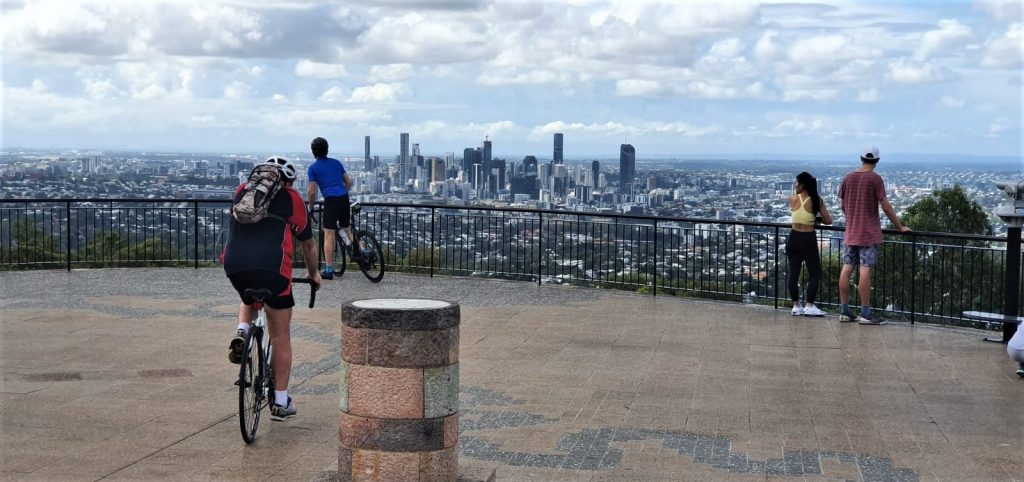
[291,277,318,308]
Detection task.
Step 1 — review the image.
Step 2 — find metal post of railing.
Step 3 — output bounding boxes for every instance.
[537,212,544,286]
[193,201,200,269]
[1002,227,1021,340]
[773,226,779,309]
[910,234,917,324]
[65,200,71,271]
[652,219,658,297]
[429,207,436,278]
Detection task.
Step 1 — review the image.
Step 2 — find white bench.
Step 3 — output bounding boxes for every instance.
[962,311,1023,343]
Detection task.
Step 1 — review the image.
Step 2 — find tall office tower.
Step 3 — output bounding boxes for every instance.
[553,133,563,164]
[364,136,371,171]
[552,164,569,197]
[591,160,600,188]
[400,133,410,179]
[619,144,635,193]
[430,158,445,182]
[463,148,481,184]
[522,155,538,174]
[491,159,506,191]
[482,138,492,191]
[539,163,552,188]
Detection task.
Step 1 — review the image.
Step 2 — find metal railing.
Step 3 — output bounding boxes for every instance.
[2,198,1019,327]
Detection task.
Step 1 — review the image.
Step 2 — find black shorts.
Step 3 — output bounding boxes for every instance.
[227,270,295,309]
[322,196,350,230]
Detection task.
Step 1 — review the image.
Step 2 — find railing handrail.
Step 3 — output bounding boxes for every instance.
[1,197,1004,243]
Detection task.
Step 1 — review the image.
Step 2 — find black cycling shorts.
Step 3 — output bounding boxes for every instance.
[228,270,295,309]
[322,195,350,230]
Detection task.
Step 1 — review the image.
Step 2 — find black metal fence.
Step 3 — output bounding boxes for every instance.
[2,199,1019,326]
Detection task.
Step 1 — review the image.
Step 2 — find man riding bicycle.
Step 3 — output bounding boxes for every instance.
[223,157,322,421]
[306,137,354,280]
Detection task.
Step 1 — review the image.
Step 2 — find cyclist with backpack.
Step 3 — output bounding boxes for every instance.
[306,137,354,280]
[223,157,322,421]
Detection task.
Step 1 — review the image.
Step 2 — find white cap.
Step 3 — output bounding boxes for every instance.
[860,146,880,162]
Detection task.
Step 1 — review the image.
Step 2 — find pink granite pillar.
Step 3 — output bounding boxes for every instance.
[340,299,459,482]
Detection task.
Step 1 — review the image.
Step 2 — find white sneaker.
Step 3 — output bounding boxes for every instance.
[791,306,803,316]
[802,305,826,317]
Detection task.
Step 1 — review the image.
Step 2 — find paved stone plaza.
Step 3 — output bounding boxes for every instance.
[2,268,1022,481]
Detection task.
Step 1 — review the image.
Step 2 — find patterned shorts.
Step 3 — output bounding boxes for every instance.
[842,244,880,268]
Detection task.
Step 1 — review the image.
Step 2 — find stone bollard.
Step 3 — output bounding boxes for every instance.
[339,299,459,482]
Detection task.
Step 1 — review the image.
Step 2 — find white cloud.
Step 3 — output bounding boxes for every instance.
[974,0,1023,22]
[886,58,954,84]
[83,78,122,100]
[368,64,414,82]
[224,81,255,100]
[856,89,882,103]
[478,69,570,86]
[271,93,288,102]
[295,59,349,79]
[615,79,669,97]
[783,89,839,102]
[348,82,409,103]
[318,86,349,102]
[916,19,972,60]
[987,116,1014,137]
[937,96,965,108]
[530,120,720,140]
[981,23,1023,68]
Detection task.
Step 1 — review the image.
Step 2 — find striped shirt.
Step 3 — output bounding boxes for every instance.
[838,171,886,246]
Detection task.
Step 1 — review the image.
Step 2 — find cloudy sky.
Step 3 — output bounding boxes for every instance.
[1,0,1021,160]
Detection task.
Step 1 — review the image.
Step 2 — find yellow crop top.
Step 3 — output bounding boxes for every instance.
[791,194,816,225]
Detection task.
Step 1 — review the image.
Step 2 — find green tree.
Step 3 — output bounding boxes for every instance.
[902,185,992,237]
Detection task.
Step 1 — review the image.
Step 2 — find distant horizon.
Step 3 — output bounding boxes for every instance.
[3,145,1021,167]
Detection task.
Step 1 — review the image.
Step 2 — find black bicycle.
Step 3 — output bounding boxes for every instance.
[330,202,385,283]
[237,278,316,444]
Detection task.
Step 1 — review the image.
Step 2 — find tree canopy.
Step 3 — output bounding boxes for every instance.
[902,186,992,235]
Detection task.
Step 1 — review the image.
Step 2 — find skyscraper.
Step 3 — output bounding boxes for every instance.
[482,137,493,192]
[591,160,600,188]
[400,133,410,179]
[523,156,538,174]
[364,136,371,171]
[553,133,563,164]
[619,144,635,193]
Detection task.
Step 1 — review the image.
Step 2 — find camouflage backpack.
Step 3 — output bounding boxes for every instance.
[231,165,287,224]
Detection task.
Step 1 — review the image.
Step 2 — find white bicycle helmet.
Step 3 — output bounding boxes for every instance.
[264,157,296,181]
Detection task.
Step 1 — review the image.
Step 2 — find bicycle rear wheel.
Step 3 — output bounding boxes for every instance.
[238,329,264,444]
[356,230,385,283]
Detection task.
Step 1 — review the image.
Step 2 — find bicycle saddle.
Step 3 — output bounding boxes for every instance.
[351,202,361,215]
[243,288,273,302]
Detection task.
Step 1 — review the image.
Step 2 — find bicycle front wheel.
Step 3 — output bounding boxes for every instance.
[356,230,385,283]
[238,329,264,444]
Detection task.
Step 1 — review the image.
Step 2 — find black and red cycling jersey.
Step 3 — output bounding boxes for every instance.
[222,185,313,287]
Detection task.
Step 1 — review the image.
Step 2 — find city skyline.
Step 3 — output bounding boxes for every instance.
[1,1,1020,158]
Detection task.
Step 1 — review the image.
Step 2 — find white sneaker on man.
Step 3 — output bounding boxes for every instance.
[791,305,803,316]
[802,305,826,317]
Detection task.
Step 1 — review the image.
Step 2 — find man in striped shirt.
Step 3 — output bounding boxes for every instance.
[837,147,911,325]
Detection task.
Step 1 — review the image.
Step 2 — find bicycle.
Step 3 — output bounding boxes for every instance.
[329,202,385,283]
[237,278,317,444]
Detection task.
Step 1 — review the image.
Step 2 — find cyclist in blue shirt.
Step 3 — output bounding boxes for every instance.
[306,137,353,280]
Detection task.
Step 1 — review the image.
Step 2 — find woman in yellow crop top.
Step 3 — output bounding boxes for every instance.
[787,172,832,317]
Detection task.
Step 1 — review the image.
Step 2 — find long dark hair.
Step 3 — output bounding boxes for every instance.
[796,172,821,215]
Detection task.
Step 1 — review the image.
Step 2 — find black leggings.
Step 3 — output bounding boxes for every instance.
[786,231,821,304]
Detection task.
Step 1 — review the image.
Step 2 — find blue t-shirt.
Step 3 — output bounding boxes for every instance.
[307,156,348,198]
